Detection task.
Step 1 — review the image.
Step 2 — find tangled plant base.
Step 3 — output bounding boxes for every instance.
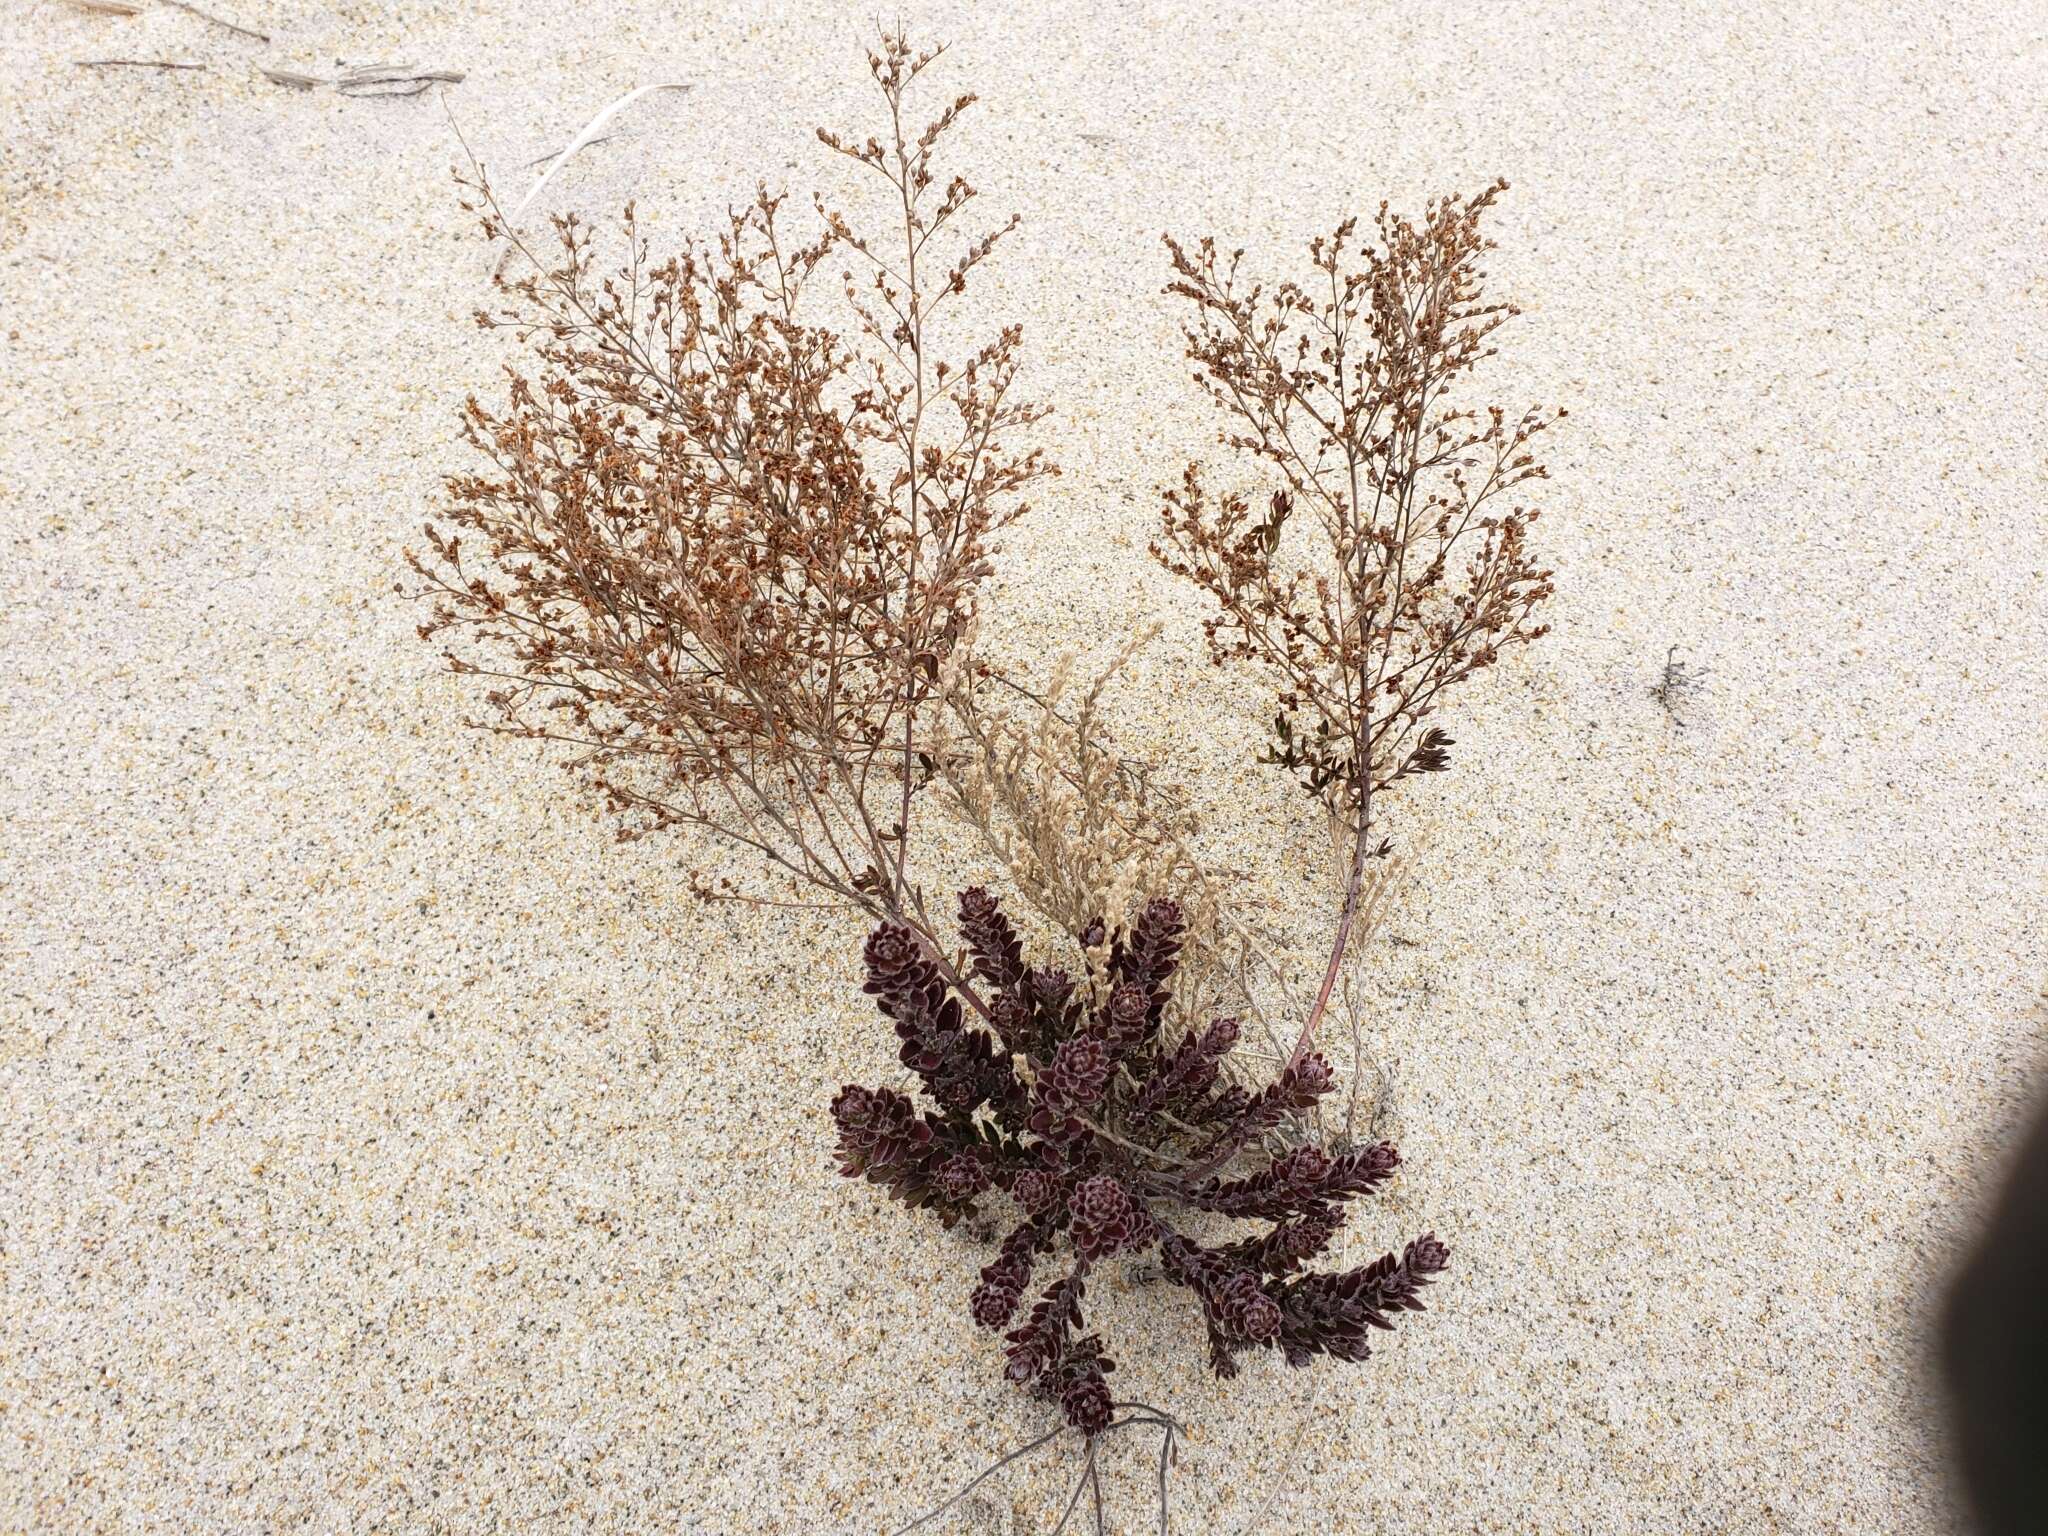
[834,889,1448,1448]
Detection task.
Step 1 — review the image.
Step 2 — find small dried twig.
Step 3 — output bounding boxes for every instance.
[522,134,617,169]
[1240,1390,1315,1533]
[889,1420,1068,1534]
[337,63,465,97]
[1048,1437,1099,1535]
[61,0,145,14]
[163,0,267,41]
[261,62,465,96]
[1648,643,1709,727]
[75,56,204,69]
[507,82,691,223]
[891,1404,1183,1536]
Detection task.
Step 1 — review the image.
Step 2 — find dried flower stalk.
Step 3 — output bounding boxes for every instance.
[411,33,1048,979]
[1156,184,1559,1070]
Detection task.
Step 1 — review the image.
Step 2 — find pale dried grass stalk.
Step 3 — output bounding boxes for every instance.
[507,83,691,224]
[931,630,1242,1028]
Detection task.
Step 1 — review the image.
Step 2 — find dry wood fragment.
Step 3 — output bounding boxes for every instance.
[259,62,466,97]
[337,63,465,97]
[76,57,205,69]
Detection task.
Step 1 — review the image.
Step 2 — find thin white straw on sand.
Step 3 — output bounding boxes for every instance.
[508,82,693,225]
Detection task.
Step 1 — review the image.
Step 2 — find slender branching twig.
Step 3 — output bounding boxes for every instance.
[1649,643,1709,727]
[1155,187,1559,1072]
[412,30,1045,996]
[893,1403,1184,1536]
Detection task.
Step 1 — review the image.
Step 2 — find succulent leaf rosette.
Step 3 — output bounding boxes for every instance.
[833,889,1448,1436]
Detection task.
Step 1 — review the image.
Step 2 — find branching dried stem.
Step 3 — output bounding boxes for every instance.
[1649,643,1709,727]
[892,1401,1181,1536]
[411,30,1048,988]
[1155,184,1559,1071]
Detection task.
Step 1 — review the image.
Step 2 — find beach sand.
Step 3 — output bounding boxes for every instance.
[3,1,2045,1530]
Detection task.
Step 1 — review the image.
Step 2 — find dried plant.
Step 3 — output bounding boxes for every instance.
[410,33,1047,981]
[833,888,1447,1447]
[1155,185,1559,1072]
[411,32,1564,1530]
[929,630,1243,1021]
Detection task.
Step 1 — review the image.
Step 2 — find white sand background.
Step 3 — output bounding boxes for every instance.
[4,1,2045,1531]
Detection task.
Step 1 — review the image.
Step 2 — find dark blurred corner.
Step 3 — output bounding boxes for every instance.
[1943,1090,2048,1536]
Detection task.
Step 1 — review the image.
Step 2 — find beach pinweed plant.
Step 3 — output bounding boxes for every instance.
[413,27,1556,1531]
